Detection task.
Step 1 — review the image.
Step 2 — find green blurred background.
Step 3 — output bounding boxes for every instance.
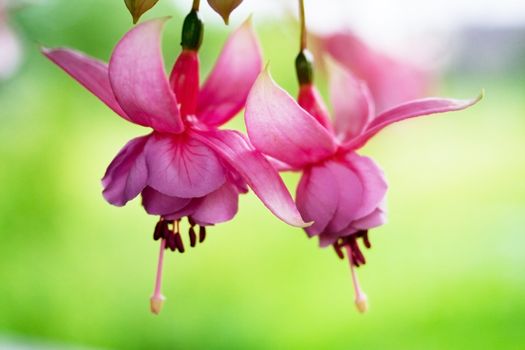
[1,0,524,349]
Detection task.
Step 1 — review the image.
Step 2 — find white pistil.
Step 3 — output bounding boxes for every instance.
[150,238,167,315]
[344,245,369,314]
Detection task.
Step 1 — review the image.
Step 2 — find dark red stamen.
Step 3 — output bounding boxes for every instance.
[333,243,345,260]
[174,233,185,253]
[199,226,206,243]
[334,230,372,267]
[189,226,197,247]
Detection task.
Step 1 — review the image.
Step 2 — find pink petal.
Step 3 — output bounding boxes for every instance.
[141,186,192,216]
[343,94,483,150]
[296,165,338,236]
[42,48,142,125]
[197,18,262,126]
[297,84,332,131]
[163,199,203,221]
[102,135,149,206]
[351,207,387,231]
[345,153,387,219]
[321,31,431,111]
[245,69,338,167]
[193,129,309,227]
[324,160,364,233]
[328,60,374,141]
[169,50,199,117]
[144,132,226,198]
[192,183,239,225]
[109,18,184,134]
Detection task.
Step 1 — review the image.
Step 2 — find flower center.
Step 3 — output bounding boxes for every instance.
[150,217,208,315]
[333,230,371,313]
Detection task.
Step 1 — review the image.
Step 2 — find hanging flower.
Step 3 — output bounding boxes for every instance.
[244,61,481,313]
[43,16,308,314]
[314,31,431,112]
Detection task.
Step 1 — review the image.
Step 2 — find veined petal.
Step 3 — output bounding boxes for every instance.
[145,133,226,198]
[141,186,192,216]
[42,48,143,125]
[109,18,184,134]
[296,165,338,236]
[102,135,149,206]
[328,60,374,141]
[193,129,310,227]
[192,183,239,225]
[245,69,338,167]
[197,18,262,126]
[343,94,483,150]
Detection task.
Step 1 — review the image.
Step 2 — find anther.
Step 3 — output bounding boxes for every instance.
[189,226,197,247]
[199,226,206,243]
[333,242,345,260]
[153,220,164,241]
[174,233,185,253]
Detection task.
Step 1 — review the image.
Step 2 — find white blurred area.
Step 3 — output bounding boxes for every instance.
[173,0,525,72]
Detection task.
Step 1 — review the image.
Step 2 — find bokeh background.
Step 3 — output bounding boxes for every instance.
[1,0,524,349]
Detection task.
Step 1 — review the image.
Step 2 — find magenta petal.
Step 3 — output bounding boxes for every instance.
[102,135,149,206]
[352,207,387,231]
[245,70,338,167]
[344,94,483,150]
[321,31,430,111]
[329,60,375,141]
[141,186,192,216]
[145,133,226,198]
[324,161,364,233]
[192,183,239,225]
[109,18,184,134]
[42,48,142,125]
[197,18,262,126]
[345,153,388,219]
[193,129,310,227]
[164,199,203,221]
[296,165,338,236]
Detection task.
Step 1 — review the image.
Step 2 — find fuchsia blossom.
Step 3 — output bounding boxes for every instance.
[315,31,431,112]
[43,16,308,314]
[245,61,481,312]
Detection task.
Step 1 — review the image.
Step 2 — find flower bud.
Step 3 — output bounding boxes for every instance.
[181,10,204,51]
[207,0,243,25]
[295,49,314,85]
[124,0,159,24]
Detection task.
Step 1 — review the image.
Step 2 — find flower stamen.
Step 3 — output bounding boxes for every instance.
[345,243,368,313]
[150,237,167,315]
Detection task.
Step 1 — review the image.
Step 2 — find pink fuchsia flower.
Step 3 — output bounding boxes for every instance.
[314,31,431,112]
[43,16,308,314]
[0,1,22,80]
[245,62,481,313]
